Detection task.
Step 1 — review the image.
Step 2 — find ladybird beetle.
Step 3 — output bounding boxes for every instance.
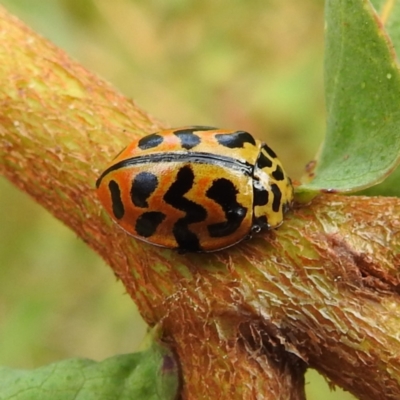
[96,126,293,252]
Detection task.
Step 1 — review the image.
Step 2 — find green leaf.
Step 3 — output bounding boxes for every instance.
[0,330,179,400]
[370,1,400,62]
[357,164,400,196]
[300,0,400,193]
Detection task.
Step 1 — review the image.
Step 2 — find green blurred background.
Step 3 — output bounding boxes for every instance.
[0,0,355,398]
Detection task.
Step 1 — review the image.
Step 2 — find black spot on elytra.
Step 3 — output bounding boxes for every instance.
[131,172,158,208]
[138,134,164,150]
[173,129,201,150]
[271,183,282,213]
[272,165,285,181]
[256,150,273,169]
[253,182,269,206]
[163,165,207,252]
[206,178,247,237]
[135,211,166,237]
[262,144,277,159]
[109,180,124,219]
[215,131,256,149]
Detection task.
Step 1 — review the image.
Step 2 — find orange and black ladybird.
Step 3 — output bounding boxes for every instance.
[96,126,293,252]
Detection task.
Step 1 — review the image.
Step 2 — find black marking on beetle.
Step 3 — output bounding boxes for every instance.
[163,165,207,252]
[256,150,273,169]
[135,211,166,237]
[215,131,256,149]
[253,215,269,231]
[272,165,285,181]
[108,180,125,219]
[262,144,277,159]
[96,174,104,188]
[271,183,282,213]
[138,134,164,150]
[206,178,247,238]
[173,129,201,150]
[253,182,269,206]
[131,171,158,208]
[96,152,253,187]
